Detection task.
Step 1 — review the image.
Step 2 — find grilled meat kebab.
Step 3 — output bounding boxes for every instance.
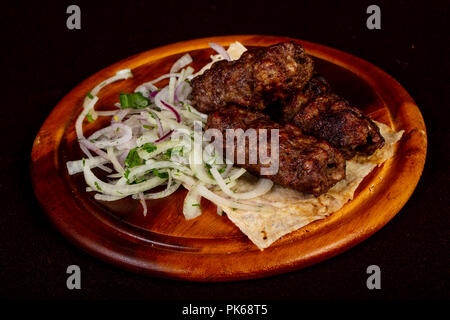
[282,74,385,159]
[191,42,314,113]
[191,42,384,159]
[206,105,346,195]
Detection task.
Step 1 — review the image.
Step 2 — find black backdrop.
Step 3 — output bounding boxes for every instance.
[1,0,448,303]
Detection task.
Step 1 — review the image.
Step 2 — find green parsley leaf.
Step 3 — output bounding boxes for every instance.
[205,163,213,178]
[141,142,157,154]
[85,113,94,123]
[142,124,152,129]
[152,169,169,179]
[124,148,144,168]
[119,92,150,109]
[94,182,102,191]
[135,176,147,184]
[86,92,94,99]
[124,168,130,179]
[163,148,173,159]
[171,146,184,156]
[192,204,201,207]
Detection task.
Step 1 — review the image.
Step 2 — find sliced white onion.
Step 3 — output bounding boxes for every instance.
[87,123,132,148]
[136,181,181,200]
[83,162,166,196]
[67,153,117,175]
[75,96,99,140]
[111,109,131,123]
[94,194,126,201]
[168,76,177,104]
[91,69,133,96]
[95,110,120,117]
[138,192,148,216]
[196,185,273,213]
[188,148,217,185]
[172,171,196,189]
[136,140,179,160]
[210,167,273,200]
[120,161,193,185]
[106,146,124,173]
[183,183,202,220]
[208,42,231,61]
[170,54,193,73]
[135,82,158,97]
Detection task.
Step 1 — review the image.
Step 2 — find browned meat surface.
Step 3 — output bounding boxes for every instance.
[284,75,385,159]
[206,105,346,196]
[191,41,384,159]
[191,42,314,113]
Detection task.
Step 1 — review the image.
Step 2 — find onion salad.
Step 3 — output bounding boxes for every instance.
[66,42,274,219]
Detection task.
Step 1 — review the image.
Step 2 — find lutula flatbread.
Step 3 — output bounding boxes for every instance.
[220,122,404,250]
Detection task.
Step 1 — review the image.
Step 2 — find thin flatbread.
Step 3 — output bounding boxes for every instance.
[221,122,404,250]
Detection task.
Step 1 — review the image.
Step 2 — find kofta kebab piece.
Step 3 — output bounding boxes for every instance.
[282,74,385,159]
[206,105,346,196]
[191,42,384,159]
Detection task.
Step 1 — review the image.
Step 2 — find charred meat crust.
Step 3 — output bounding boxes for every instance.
[206,105,346,196]
[191,41,314,113]
[192,42,384,159]
[284,74,385,159]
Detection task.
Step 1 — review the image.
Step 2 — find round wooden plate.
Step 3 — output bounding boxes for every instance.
[31,35,426,281]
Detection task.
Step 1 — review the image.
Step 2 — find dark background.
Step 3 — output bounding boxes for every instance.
[1,0,448,303]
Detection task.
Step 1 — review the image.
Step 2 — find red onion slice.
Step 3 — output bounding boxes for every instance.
[161,101,181,123]
[155,130,174,143]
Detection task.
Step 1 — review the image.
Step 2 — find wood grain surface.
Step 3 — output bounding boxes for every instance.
[30,35,427,281]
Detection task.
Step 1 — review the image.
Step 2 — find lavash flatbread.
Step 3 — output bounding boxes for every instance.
[220,122,404,250]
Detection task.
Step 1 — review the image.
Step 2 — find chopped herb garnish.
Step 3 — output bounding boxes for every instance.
[218,167,226,174]
[192,203,200,207]
[163,148,173,159]
[205,163,213,177]
[166,146,184,158]
[232,208,237,211]
[141,142,157,154]
[124,148,144,168]
[85,113,94,123]
[119,92,150,109]
[185,79,191,85]
[86,92,94,99]
[142,124,152,129]
[82,158,86,166]
[135,176,147,184]
[152,169,169,179]
[124,168,130,179]
[94,182,102,191]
